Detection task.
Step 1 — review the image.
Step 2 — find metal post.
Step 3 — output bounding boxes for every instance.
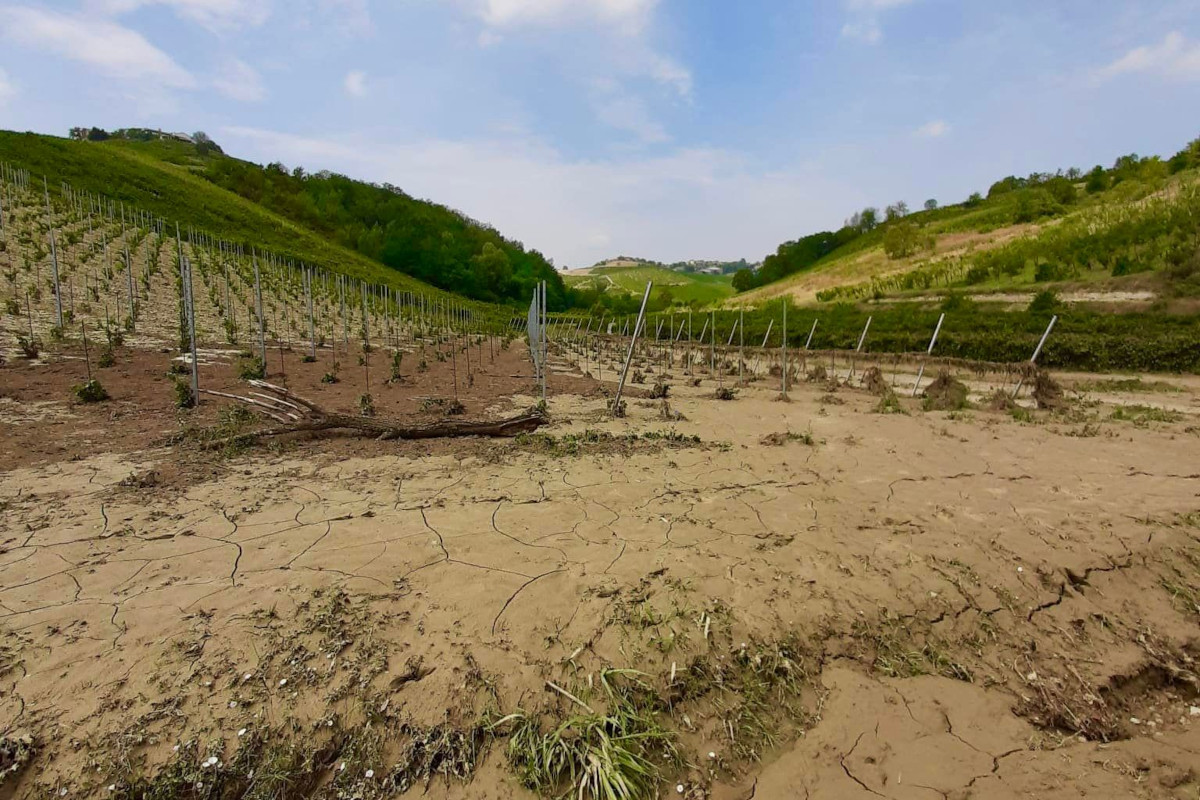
[781,302,788,398]
[254,250,266,371]
[612,282,652,416]
[43,178,63,328]
[1012,315,1057,399]
[912,313,946,397]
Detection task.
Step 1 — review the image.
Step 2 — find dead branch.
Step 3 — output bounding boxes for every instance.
[200,380,547,446]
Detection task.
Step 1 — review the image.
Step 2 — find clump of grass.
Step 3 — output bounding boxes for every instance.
[1077,377,1181,394]
[648,380,670,399]
[4,298,19,316]
[874,389,908,415]
[1109,404,1184,426]
[301,354,317,363]
[713,386,738,401]
[492,669,678,800]
[387,351,404,384]
[445,399,465,416]
[321,371,340,384]
[73,379,109,403]
[98,346,116,368]
[760,429,816,447]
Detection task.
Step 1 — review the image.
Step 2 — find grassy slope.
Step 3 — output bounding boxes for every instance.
[0,131,461,301]
[738,168,1200,307]
[566,265,734,306]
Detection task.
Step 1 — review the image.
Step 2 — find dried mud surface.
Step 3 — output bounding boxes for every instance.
[3,347,1200,800]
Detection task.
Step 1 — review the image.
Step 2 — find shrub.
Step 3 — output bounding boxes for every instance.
[173,378,196,409]
[73,379,109,403]
[237,355,265,381]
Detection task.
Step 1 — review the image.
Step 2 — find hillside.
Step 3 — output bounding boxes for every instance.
[738,137,1200,309]
[564,263,735,311]
[0,130,565,309]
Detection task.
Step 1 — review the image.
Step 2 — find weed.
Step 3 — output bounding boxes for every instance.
[491,669,678,800]
[17,336,39,360]
[921,370,970,411]
[97,346,115,368]
[1109,405,1184,426]
[874,389,908,415]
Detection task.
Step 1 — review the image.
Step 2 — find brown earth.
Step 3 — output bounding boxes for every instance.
[2,341,1200,800]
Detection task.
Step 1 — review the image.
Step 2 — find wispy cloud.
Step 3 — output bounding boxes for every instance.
[591,79,669,143]
[915,119,949,138]
[467,0,659,34]
[1095,31,1200,82]
[86,0,270,32]
[214,57,265,102]
[0,5,195,87]
[840,0,914,45]
[344,70,367,97]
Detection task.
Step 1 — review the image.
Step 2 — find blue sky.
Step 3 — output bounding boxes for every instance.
[1,0,1198,268]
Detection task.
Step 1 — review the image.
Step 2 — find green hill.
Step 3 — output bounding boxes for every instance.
[565,264,735,312]
[738,136,1200,307]
[0,129,566,309]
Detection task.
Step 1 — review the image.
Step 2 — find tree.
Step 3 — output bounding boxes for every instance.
[882,222,924,260]
[966,192,983,206]
[923,199,938,211]
[858,207,880,232]
[731,268,758,293]
[885,201,909,221]
[1085,165,1108,194]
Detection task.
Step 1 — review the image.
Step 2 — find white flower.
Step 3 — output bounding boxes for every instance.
[237,729,247,737]
[708,751,716,759]
[243,673,252,681]
[279,679,287,687]
[676,785,684,794]
[107,786,116,792]
[365,769,375,779]
[229,701,238,709]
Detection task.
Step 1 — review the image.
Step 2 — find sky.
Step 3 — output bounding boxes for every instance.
[1,1,1198,269]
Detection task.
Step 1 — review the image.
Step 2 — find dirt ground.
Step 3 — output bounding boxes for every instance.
[3,338,1200,800]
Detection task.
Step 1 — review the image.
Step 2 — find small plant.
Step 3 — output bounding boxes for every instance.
[73,379,109,403]
[418,358,429,372]
[446,399,465,415]
[104,324,125,348]
[874,389,908,415]
[98,347,115,368]
[632,369,645,384]
[49,325,66,343]
[648,380,669,399]
[173,378,196,409]
[4,298,19,316]
[301,354,317,363]
[321,371,340,384]
[714,386,738,401]
[359,393,376,417]
[388,351,404,383]
[237,354,265,381]
[17,336,40,359]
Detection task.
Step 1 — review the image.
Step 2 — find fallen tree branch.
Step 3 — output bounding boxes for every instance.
[199,380,547,446]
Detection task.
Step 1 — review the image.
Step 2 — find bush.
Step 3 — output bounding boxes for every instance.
[1028,290,1060,314]
[73,379,109,403]
[17,336,40,359]
[237,355,265,381]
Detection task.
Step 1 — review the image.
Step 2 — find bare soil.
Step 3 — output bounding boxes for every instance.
[2,344,1200,800]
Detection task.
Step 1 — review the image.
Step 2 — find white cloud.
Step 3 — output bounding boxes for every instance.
[0,68,16,107]
[344,70,367,97]
[840,0,914,45]
[213,57,265,102]
[218,126,858,269]
[0,6,195,87]
[1096,31,1200,82]
[590,80,669,143]
[915,119,949,138]
[318,0,372,36]
[86,0,270,31]
[468,0,658,33]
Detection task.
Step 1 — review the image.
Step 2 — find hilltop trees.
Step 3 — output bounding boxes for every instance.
[203,157,565,307]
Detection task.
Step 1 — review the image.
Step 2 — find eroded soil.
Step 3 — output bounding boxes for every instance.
[2,344,1200,799]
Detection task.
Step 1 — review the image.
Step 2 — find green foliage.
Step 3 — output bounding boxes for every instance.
[73,379,109,403]
[237,354,266,381]
[882,222,932,260]
[202,156,565,307]
[173,377,196,409]
[492,670,677,800]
